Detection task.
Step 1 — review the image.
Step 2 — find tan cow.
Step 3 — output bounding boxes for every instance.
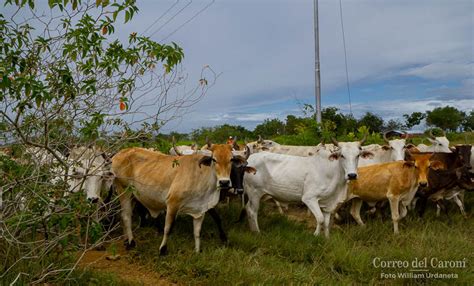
[346,152,440,234]
[111,144,248,254]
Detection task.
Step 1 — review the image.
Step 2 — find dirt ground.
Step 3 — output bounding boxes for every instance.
[78,244,173,286]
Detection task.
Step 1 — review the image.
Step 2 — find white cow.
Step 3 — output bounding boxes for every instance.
[358,131,411,167]
[66,146,114,203]
[246,136,280,154]
[243,137,373,237]
[417,130,451,153]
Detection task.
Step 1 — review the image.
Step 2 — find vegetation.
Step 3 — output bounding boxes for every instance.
[122,198,474,285]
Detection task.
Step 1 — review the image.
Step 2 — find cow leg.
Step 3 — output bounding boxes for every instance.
[387,195,400,234]
[453,195,467,219]
[323,211,331,238]
[436,204,441,217]
[409,197,418,211]
[399,202,408,219]
[117,186,135,249]
[245,192,262,232]
[193,215,205,253]
[274,200,285,214]
[301,195,324,236]
[208,208,227,243]
[416,196,428,218]
[349,198,365,226]
[159,206,178,256]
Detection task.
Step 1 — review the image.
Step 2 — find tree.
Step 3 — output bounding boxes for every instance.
[191,124,252,144]
[461,110,474,131]
[384,119,404,131]
[426,106,465,131]
[285,115,305,135]
[358,112,384,133]
[253,118,285,138]
[0,1,214,283]
[403,112,426,129]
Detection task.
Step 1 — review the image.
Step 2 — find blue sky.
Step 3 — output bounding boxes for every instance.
[6,0,473,132]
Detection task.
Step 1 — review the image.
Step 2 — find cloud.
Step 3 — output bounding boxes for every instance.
[401,62,473,80]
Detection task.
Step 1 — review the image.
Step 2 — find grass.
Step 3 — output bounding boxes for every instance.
[118,194,474,285]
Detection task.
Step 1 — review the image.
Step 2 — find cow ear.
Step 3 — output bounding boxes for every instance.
[244,166,257,174]
[430,160,445,171]
[361,151,374,159]
[403,161,415,168]
[101,171,115,180]
[232,156,247,165]
[382,145,391,151]
[328,152,340,161]
[198,156,213,168]
[427,137,436,144]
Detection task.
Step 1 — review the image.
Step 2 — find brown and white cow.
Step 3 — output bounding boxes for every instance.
[111,144,249,254]
[346,151,438,234]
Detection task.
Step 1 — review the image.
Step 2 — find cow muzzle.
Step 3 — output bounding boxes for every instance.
[234,188,244,195]
[347,173,358,180]
[218,179,231,189]
[418,181,428,188]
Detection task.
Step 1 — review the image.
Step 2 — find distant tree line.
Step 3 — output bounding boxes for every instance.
[186,105,473,143]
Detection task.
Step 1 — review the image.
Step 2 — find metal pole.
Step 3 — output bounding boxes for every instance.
[313,0,322,123]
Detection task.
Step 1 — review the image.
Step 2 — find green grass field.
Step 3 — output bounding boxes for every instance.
[83,193,474,285]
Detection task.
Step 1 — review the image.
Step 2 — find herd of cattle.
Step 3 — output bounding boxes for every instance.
[1,130,473,254]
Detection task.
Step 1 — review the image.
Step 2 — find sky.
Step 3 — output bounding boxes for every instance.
[6,0,474,133]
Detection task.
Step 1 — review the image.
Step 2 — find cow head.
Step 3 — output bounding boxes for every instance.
[67,147,114,203]
[248,136,278,153]
[427,129,451,153]
[229,146,256,195]
[382,131,407,161]
[404,151,437,188]
[198,142,249,190]
[328,135,373,180]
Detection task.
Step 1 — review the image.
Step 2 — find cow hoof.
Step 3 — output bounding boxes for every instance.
[124,239,136,250]
[159,245,168,256]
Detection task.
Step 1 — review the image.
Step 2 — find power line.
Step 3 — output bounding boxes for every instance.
[339,0,352,115]
[143,0,181,36]
[148,0,193,39]
[161,0,215,42]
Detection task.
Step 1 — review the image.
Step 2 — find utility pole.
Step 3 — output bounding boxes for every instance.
[313,0,322,123]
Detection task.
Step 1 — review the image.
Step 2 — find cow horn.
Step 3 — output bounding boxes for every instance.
[233,136,239,150]
[206,137,212,148]
[360,133,368,145]
[331,137,339,147]
[428,129,436,139]
[383,131,390,143]
[440,129,446,137]
[172,136,183,156]
[244,145,250,160]
[258,135,263,143]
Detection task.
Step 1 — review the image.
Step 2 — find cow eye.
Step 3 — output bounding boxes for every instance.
[340,155,345,159]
